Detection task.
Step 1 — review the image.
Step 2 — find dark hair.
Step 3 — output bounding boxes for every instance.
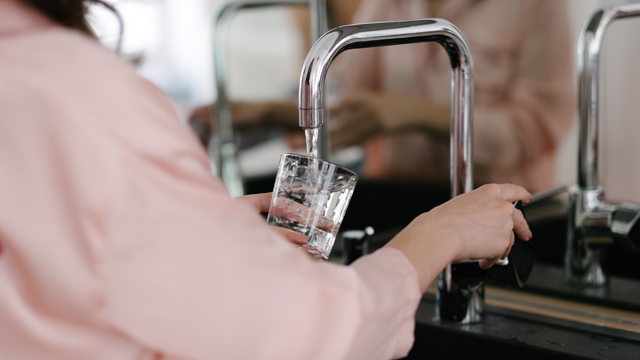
[20,0,94,35]
[20,0,124,51]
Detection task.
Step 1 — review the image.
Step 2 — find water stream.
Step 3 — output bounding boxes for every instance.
[305,128,319,159]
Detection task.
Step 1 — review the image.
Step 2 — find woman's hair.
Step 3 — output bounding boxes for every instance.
[20,0,124,51]
[20,0,94,35]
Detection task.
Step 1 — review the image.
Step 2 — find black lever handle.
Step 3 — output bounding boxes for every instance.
[342,227,375,265]
[484,200,535,288]
[611,204,640,254]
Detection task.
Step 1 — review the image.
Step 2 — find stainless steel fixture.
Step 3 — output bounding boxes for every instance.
[212,0,327,197]
[297,19,478,323]
[565,1,640,287]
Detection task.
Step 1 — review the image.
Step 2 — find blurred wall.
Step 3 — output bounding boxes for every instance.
[221,5,305,101]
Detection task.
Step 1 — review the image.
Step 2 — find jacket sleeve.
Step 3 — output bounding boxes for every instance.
[103,132,421,360]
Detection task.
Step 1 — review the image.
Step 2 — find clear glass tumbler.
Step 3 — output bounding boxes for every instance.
[267,153,358,260]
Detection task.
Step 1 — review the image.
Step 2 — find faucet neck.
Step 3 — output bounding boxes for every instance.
[298,18,474,197]
[577,1,640,189]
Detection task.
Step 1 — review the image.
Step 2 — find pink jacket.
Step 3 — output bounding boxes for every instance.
[0,1,420,359]
[343,0,576,192]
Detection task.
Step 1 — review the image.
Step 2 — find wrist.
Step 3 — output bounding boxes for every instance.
[384,214,460,293]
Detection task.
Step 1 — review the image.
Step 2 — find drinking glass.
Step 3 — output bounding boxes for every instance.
[267,153,358,260]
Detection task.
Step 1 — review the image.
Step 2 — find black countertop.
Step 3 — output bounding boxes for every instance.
[402,265,640,360]
[404,296,640,360]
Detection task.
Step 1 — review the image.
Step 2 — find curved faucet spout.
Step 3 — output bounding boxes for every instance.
[298,19,477,322]
[298,18,473,197]
[567,1,640,287]
[577,1,640,188]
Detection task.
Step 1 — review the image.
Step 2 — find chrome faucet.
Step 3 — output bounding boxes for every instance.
[565,1,640,287]
[297,19,479,323]
[212,0,327,197]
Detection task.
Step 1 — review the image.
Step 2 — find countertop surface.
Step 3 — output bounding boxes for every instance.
[403,265,640,360]
[406,296,640,360]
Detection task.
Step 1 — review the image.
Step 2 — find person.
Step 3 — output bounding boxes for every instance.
[190,0,575,193]
[0,0,532,359]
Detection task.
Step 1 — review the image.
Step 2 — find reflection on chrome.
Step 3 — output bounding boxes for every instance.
[212,0,324,197]
[297,19,479,323]
[566,1,640,287]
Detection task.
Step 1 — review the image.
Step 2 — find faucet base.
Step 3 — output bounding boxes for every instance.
[564,187,611,288]
[434,265,485,324]
[563,266,609,288]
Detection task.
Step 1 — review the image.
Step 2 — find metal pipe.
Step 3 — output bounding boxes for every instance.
[309,0,328,45]
[308,0,329,160]
[577,1,640,189]
[297,19,476,322]
[212,0,319,197]
[566,1,640,287]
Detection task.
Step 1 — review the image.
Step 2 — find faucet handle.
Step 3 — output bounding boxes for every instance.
[342,227,375,265]
[485,201,535,288]
[448,201,536,288]
[611,203,640,254]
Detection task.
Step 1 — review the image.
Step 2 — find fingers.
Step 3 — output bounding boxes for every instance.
[330,115,370,147]
[329,95,384,148]
[480,210,528,270]
[188,105,213,123]
[271,227,308,246]
[496,184,533,203]
[188,105,214,147]
[512,207,532,241]
[330,112,381,148]
[501,232,515,260]
[329,96,360,117]
[237,193,273,213]
[230,101,266,127]
[269,198,335,232]
[328,114,355,148]
[478,257,501,270]
[478,233,513,270]
[249,194,331,245]
[283,132,306,149]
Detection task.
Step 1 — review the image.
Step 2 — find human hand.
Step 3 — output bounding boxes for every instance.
[187,102,273,147]
[188,104,214,147]
[385,184,532,292]
[427,184,532,268]
[238,193,335,247]
[237,193,308,246]
[328,92,451,148]
[237,192,273,213]
[328,93,388,148]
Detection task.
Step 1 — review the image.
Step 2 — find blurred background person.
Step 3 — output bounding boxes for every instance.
[331,0,576,193]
